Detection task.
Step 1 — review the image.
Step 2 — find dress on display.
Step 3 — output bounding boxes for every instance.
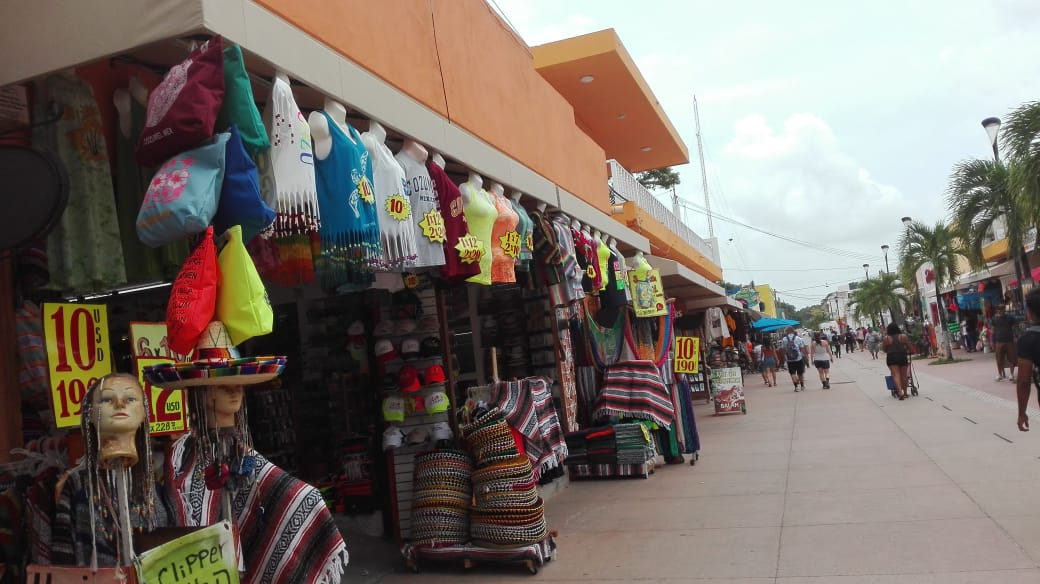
[361,130,417,270]
[34,74,126,292]
[312,111,381,290]
[395,150,445,269]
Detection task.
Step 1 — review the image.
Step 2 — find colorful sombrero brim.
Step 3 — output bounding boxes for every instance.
[143,356,287,388]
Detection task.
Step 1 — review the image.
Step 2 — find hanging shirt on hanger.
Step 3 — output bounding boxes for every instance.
[426,160,481,282]
[395,150,445,269]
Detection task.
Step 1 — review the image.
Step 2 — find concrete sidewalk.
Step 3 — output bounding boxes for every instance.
[378,349,1040,582]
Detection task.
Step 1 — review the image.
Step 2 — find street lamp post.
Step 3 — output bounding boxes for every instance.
[983,116,1028,304]
[881,245,890,274]
[863,263,870,281]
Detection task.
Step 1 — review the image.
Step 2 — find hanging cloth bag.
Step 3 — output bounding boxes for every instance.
[216,225,273,345]
[167,227,220,355]
[137,36,226,166]
[136,132,230,247]
[212,124,275,243]
[215,43,270,156]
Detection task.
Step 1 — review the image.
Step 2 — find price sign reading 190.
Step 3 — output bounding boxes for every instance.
[43,303,112,428]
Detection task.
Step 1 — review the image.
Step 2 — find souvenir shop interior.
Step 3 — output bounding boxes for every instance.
[0,11,735,581]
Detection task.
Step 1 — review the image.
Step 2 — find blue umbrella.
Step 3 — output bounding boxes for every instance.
[751,317,801,332]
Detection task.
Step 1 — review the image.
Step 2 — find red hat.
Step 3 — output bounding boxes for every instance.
[398,365,421,393]
[424,364,446,385]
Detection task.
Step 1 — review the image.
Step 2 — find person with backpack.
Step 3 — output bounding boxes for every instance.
[811,332,832,389]
[782,327,809,391]
[1015,288,1040,431]
[844,328,857,353]
[830,330,842,359]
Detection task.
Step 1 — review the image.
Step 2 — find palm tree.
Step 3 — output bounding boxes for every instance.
[945,158,1031,293]
[898,220,965,360]
[849,273,907,327]
[1001,101,1040,224]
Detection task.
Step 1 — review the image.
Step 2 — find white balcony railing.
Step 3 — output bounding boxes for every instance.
[606,160,717,264]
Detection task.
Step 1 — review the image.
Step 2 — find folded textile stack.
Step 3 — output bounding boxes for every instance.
[410,449,474,547]
[563,430,589,465]
[586,427,617,465]
[614,423,655,465]
[463,409,547,547]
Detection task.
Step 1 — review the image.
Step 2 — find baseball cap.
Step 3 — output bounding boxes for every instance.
[419,316,439,333]
[401,338,421,360]
[420,336,441,358]
[374,339,399,365]
[381,396,405,422]
[374,320,394,337]
[407,425,429,445]
[398,365,421,393]
[408,394,426,414]
[347,320,365,344]
[424,364,446,385]
[426,391,450,413]
[395,319,417,336]
[382,426,405,450]
[431,421,453,441]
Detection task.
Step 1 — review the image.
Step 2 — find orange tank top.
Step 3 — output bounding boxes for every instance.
[489,190,520,283]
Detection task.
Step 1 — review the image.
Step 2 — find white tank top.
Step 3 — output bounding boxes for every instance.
[812,342,830,361]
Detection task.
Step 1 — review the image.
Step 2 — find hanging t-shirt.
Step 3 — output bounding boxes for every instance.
[609,240,631,302]
[312,112,381,289]
[460,182,497,286]
[550,215,584,305]
[595,237,612,292]
[572,228,600,293]
[509,198,534,271]
[361,131,418,270]
[394,150,445,269]
[488,189,520,284]
[426,160,480,282]
[600,249,628,309]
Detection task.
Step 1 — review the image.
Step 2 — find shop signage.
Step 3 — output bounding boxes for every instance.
[674,336,700,374]
[43,303,112,428]
[136,520,240,584]
[135,357,188,435]
[418,209,446,243]
[709,366,745,415]
[629,268,667,317]
[129,322,188,435]
[385,193,411,221]
[947,322,960,333]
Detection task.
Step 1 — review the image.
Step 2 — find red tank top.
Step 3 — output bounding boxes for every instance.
[427,160,481,282]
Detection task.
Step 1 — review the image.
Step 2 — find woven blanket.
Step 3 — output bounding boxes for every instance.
[491,377,568,477]
[169,436,348,584]
[592,361,675,427]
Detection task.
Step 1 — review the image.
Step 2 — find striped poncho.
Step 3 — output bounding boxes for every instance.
[592,360,675,427]
[168,436,348,584]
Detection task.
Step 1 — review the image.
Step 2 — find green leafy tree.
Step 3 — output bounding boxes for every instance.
[848,273,907,327]
[1001,101,1040,227]
[636,167,681,191]
[898,220,965,360]
[945,158,1031,289]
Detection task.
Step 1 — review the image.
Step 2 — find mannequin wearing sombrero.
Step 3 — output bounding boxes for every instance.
[52,373,164,568]
[148,322,349,584]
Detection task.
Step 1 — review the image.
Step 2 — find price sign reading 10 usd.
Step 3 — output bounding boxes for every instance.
[43,303,112,428]
[674,336,700,374]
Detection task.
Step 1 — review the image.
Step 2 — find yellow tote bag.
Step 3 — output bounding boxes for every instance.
[216,225,273,345]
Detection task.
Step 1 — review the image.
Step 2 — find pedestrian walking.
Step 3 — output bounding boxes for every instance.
[781,327,809,391]
[760,338,778,387]
[857,327,866,351]
[992,305,1019,381]
[811,332,832,389]
[1014,288,1040,431]
[882,322,911,400]
[830,330,842,359]
[866,327,881,360]
[844,328,856,354]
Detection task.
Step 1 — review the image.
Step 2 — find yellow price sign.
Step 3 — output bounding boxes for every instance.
[358,176,375,204]
[526,232,533,252]
[136,521,239,584]
[129,321,190,362]
[674,336,701,374]
[500,230,521,258]
[136,357,188,436]
[455,234,484,264]
[386,193,411,221]
[418,209,446,243]
[43,303,112,428]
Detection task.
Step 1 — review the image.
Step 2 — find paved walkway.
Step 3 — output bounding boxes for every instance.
[376,349,1040,582]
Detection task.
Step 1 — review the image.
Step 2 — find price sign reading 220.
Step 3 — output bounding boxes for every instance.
[43,303,112,428]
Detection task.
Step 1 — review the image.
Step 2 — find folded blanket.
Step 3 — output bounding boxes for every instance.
[593,361,675,427]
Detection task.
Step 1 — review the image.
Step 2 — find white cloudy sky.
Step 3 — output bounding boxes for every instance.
[493,0,1040,308]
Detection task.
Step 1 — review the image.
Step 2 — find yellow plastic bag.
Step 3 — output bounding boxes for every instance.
[216,225,273,345]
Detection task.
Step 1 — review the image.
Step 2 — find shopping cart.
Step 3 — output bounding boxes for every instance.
[885,360,920,397]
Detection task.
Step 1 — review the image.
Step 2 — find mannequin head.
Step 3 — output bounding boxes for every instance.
[202,385,245,428]
[82,374,150,470]
[489,182,504,197]
[400,139,428,162]
[510,190,522,202]
[431,151,446,168]
[571,219,582,231]
[323,98,347,124]
[536,201,547,213]
[607,237,617,247]
[467,172,483,189]
[593,230,602,241]
[367,120,387,142]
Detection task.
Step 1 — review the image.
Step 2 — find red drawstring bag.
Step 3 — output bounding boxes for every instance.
[137,36,226,166]
[167,227,221,355]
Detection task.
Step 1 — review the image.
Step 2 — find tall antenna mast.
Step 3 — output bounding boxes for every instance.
[694,95,714,238]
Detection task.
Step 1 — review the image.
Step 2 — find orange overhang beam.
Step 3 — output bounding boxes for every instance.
[612,202,722,282]
[532,29,689,173]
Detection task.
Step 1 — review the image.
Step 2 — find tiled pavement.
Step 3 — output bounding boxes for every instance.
[369,348,1040,582]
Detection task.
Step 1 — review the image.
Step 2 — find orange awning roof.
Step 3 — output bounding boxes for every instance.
[533,29,689,173]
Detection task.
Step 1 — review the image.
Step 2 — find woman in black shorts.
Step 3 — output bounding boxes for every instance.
[882,322,911,400]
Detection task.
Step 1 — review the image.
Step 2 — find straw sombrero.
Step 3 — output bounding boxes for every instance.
[143,321,286,388]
